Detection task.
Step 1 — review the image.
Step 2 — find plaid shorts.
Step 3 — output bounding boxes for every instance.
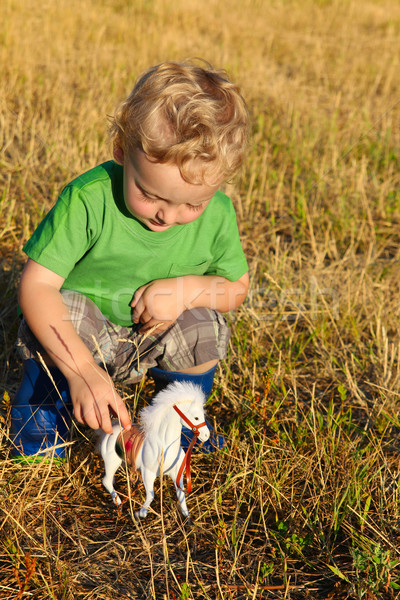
[16,290,230,382]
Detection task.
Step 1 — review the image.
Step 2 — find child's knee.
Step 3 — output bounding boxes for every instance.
[152,308,230,372]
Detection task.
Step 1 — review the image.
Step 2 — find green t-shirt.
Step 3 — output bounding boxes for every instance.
[23,161,248,326]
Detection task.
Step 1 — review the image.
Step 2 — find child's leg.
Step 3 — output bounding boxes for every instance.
[149,361,218,396]
[145,307,229,375]
[144,308,230,452]
[10,359,72,459]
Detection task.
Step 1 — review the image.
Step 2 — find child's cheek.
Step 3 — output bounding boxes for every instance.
[127,197,153,219]
[180,208,206,225]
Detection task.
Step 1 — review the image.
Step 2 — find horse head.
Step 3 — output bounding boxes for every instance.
[155,380,210,444]
[173,397,210,444]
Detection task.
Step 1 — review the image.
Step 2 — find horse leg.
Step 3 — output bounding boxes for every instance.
[169,461,190,520]
[174,481,190,520]
[136,467,157,519]
[102,454,123,505]
[100,433,123,506]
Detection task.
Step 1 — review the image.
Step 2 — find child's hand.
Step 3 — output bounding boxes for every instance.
[67,362,131,434]
[131,278,187,333]
[131,272,249,334]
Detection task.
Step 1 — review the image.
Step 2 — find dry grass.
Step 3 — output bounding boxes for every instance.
[2,0,400,598]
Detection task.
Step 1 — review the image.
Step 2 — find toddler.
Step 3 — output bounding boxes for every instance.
[10,60,250,459]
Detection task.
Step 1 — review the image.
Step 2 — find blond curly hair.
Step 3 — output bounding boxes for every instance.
[109,60,249,184]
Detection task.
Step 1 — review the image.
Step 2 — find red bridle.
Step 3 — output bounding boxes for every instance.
[173,404,207,493]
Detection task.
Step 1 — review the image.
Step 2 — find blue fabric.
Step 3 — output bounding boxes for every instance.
[10,359,72,458]
[149,365,217,397]
[149,365,226,453]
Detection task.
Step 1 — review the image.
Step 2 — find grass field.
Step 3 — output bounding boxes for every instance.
[1,0,400,598]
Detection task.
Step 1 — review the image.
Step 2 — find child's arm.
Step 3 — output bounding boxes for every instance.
[131,272,249,333]
[18,259,131,434]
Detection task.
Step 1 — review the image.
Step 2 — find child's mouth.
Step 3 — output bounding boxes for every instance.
[149,219,170,228]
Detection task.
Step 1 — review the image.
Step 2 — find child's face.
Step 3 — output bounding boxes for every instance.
[114,146,220,232]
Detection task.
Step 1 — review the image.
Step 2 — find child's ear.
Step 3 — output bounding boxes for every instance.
[113,144,124,165]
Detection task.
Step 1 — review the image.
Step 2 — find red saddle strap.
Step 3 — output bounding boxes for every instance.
[173,404,207,493]
[117,425,145,468]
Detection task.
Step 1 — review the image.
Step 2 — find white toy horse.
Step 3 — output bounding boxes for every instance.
[97,381,210,520]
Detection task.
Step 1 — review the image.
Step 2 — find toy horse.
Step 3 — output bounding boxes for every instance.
[97,381,210,520]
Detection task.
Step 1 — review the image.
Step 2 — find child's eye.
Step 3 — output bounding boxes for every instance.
[138,189,157,202]
[187,203,204,211]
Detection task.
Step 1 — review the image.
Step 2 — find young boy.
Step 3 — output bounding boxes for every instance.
[10,60,250,458]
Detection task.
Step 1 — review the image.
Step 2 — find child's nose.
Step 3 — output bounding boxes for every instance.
[157,205,178,224]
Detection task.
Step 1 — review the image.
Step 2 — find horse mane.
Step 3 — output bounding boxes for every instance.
[139,381,206,435]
